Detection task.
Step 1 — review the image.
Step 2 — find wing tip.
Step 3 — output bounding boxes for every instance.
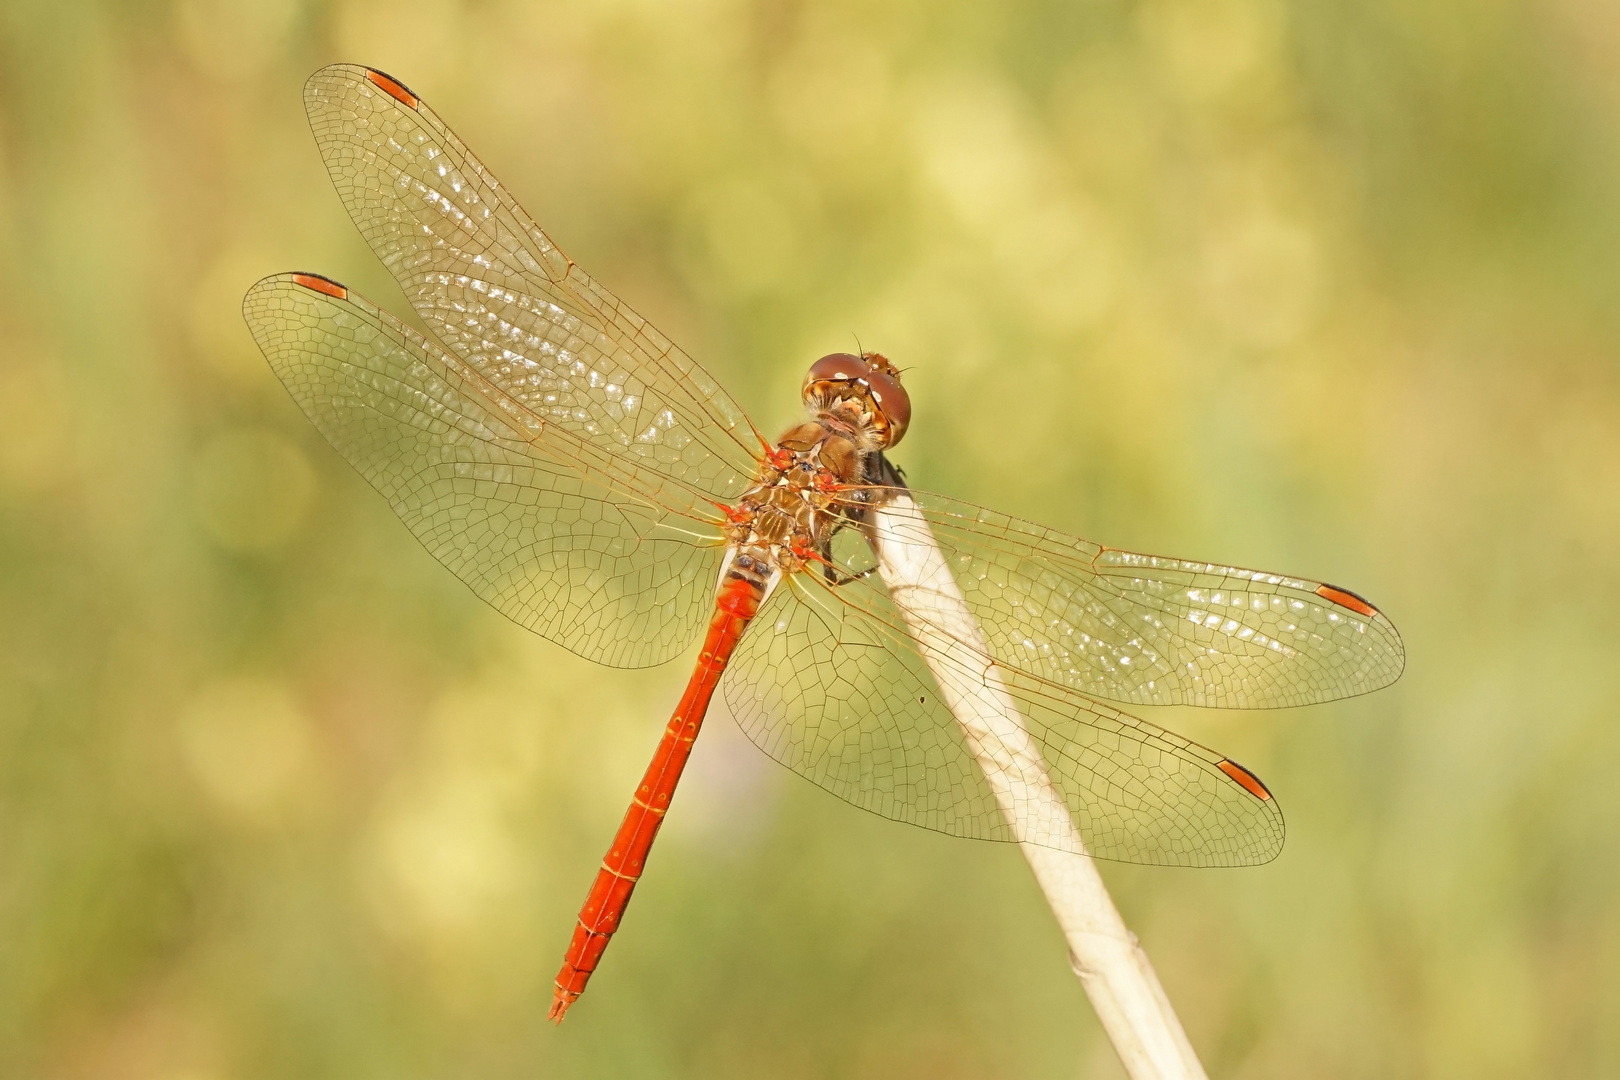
[363,67,419,108]
[1315,582,1378,619]
[241,273,353,337]
[304,63,420,110]
[1217,758,1273,802]
[289,272,348,300]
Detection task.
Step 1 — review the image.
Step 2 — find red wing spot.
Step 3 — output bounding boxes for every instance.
[291,273,347,300]
[1316,583,1377,618]
[365,68,419,109]
[1218,759,1272,801]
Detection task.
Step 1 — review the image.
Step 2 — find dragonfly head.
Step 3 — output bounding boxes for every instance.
[801,352,910,449]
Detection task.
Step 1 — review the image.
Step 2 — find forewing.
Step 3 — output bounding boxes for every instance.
[300,64,758,501]
[722,570,1284,865]
[243,273,725,668]
[897,489,1405,709]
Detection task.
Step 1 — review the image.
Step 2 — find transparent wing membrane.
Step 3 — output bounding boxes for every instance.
[896,490,1404,709]
[724,569,1285,866]
[243,275,726,668]
[246,64,1405,867]
[302,64,760,502]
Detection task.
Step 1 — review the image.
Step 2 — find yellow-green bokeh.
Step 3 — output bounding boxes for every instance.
[4,1,1620,1077]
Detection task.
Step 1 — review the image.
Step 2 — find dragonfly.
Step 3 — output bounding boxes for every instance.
[243,64,1405,1022]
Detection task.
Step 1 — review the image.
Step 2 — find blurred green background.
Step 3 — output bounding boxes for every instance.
[4,0,1620,1077]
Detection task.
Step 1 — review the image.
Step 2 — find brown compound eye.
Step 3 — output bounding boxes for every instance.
[865,367,910,448]
[804,353,866,389]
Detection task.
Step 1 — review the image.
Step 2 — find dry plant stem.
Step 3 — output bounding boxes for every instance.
[869,489,1208,1080]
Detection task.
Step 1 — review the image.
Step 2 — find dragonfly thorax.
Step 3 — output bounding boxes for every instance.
[721,429,863,578]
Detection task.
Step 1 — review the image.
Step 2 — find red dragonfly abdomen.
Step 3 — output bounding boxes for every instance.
[548,574,764,1022]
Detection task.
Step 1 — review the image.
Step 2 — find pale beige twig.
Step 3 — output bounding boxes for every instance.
[869,488,1207,1080]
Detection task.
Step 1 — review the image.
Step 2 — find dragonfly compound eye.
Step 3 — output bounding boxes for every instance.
[801,352,910,449]
[862,357,909,449]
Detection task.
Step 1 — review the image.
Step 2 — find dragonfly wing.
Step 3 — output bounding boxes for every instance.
[244,273,725,669]
[722,570,1284,865]
[301,64,759,501]
[893,489,1405,709]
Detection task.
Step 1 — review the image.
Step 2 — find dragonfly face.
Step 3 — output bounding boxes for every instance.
[801,351,911,450]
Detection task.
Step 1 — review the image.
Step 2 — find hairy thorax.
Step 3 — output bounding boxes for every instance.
[720,352,909,586]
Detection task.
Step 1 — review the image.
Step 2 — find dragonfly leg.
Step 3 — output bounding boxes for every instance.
[812,522,881,587]
[822,564,879,587]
